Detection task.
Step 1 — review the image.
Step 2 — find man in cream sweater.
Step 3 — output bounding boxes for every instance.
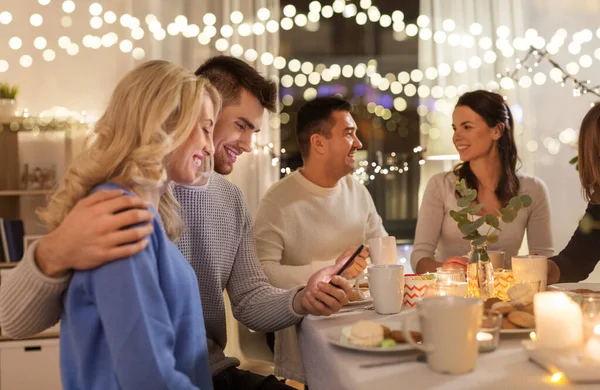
[254,97,388,383]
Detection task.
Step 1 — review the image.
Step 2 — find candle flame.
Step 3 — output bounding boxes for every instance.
[550,372,564,383]
[530,331,537,341]
[476,331,493,341]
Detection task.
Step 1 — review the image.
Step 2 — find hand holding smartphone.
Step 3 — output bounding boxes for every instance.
[329,244,364,285]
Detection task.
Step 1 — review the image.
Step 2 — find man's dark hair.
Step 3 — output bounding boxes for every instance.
[296,96,353,159]
[195,56,277,112]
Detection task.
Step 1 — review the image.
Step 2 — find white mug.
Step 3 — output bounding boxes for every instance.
[355,264,404,314]
[367,236,397,265]
[402,296,482,375]
[487,251,505,269]
[512,255,548,291]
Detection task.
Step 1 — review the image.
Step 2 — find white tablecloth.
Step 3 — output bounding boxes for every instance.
[298,309,598,390]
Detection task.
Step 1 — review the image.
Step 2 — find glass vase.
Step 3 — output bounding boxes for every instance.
[467,242,495,300]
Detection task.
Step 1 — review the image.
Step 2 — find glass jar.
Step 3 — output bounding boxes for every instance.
[466,242,495,300]
[436,267,467,283]
[493,269,515,301]
[424,282,459,297]
[581,293,600,342]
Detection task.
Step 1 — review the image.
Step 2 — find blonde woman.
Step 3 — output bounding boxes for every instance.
[38,60,220,390]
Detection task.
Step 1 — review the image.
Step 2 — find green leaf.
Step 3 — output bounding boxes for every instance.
[468,203,485,215]
[454,216,471,226]
[460,223,478,235]
[569,156,578,165]
[465,189,478,202]
[500,207,517,223]
[460,217,486,235]
[462,233,479,240]
[472,216,486,229]
[569,156,579,171]
[456,179,468,195]
[457,207,470,215]
[520,195,532,207]
[457,204,483,215]
[451,210,470,224]
[487,234,499,243]
[457,197,471,207]
[472,235,487,246]
[485,214,500,229]
[509,197,522,211]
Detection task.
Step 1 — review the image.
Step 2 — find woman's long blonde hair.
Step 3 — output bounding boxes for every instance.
[38,60,221,241]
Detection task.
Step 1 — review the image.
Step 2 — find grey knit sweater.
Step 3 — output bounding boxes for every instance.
[0,173,303,375]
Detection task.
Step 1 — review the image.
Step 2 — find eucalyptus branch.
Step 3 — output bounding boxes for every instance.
[450,179,532,247]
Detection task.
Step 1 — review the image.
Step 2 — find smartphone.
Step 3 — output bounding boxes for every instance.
[329,244,364,285]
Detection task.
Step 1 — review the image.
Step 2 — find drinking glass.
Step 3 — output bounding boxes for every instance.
[424,282,459,297]
[436,267,467,283]
[493,269,515,301]
[581,293,600,341]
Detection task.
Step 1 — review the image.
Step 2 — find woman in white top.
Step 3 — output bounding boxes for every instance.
[412,90,553,273]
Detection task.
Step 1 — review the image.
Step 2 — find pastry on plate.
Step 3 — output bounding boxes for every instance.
[507,283,535,308]
[508,311,535,329]
[348,289,364,302]
[389,330,422,343]
[349,320,384,347]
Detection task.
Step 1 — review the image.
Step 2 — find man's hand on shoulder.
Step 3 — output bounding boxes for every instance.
[36,189,154,277]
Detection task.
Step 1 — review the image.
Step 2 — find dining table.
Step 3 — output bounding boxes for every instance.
[297,307,599,390]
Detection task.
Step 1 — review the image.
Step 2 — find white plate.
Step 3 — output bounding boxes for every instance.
[344,297,373,307]
[548,283,600,292]
[325,319,418,353]
[523,340,600,382]
[500,328,534,335]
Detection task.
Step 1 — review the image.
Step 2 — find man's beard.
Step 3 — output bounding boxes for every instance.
[214,150,233,175]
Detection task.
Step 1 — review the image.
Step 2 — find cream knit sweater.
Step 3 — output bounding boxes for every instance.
[410,171,554,270]
[254,170,387,382]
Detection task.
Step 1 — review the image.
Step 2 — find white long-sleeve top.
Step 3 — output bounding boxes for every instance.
[254,170,387,382]
[410,171,554,271]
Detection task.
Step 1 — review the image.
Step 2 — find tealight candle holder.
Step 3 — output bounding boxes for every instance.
[479,312,502,352]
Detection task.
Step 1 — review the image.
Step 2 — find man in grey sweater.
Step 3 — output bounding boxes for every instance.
[0,56,357,390]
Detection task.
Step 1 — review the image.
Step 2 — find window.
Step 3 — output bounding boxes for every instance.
[278,0,422,240]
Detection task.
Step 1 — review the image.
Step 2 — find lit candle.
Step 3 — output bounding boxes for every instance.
[585,337,600,362]
[534,292,583,349]
[452,282,468,297]
[583,317,600,341]
[529,331,537,342]
[477,331,495,352]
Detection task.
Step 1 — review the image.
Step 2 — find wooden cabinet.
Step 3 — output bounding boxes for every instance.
[0,338,62,390]
[0,267,61,390]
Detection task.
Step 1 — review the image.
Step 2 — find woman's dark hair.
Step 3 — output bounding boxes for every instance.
[578,102,600,203]
[452,90,519,206]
